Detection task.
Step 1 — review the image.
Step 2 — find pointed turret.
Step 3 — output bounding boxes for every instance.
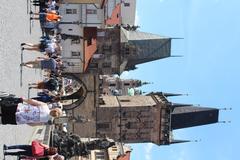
[162,92,186,97]
[170,139,191,144]
[120,27,171,73]
[171,106,219,130]
[141,81,152,86]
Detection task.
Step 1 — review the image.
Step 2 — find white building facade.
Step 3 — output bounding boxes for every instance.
[59,0,136,73]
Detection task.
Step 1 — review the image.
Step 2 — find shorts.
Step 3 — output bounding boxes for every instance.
[32,61,42,69]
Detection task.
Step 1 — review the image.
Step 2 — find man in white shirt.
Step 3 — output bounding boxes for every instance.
[0,98,62,125]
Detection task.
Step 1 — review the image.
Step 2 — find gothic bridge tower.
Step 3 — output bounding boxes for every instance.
[96,92,219,145]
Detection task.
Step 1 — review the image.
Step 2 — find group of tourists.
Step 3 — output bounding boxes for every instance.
[21,0,64,101]
[1,1,66,159]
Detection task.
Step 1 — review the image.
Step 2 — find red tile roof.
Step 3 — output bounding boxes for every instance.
[105,3,121,25]
[117,151,131,160]
[84,39,97,72]
[83,27,97,72]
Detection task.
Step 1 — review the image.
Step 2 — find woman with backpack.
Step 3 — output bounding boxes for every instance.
[29,78,60,92]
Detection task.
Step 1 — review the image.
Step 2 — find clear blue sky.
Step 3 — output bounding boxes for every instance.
[121,0,240,160]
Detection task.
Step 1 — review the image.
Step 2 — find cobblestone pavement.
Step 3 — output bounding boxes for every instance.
[0,1,43,159]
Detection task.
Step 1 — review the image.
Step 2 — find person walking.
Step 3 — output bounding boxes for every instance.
[3,140,57,158]
[21,57,62,72]
[29,78,60,92]
[31,11,62,22]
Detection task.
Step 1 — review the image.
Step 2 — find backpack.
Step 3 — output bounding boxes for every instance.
[46,78,59,91]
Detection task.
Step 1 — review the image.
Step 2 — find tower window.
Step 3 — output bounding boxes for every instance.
[102,62,111,68]
[124,3,130,7]
[97,122,111,130]
[109,83,116,87]
[103,45,112,51]
[125,121,142,129]
[120,99,130,102]
[125,47,130,54]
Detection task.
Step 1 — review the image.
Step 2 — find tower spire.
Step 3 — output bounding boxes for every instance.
[141,81,152,86]
[220,107,232,111]
[163,92,187,97]
[218,121,231,123]
[170,139,190,144]
[171,106,219,130]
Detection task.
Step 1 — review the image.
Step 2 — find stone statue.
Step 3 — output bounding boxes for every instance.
[53,130,115,159]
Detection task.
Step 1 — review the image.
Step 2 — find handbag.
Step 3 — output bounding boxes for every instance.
[31,141,44,156]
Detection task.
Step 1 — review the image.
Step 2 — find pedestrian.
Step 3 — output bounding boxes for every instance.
[21,40,61,54]
[31,91,60,103]
[0,97,62,125]
[3,140,57,158]
[21,57,62,72]
[29,78,60,92]
[31,11,62,22]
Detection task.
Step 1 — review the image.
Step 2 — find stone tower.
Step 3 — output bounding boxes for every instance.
[96,92,219,145]
[100,75,150,96]
[65,73,219,145]
[87,27,171,75]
